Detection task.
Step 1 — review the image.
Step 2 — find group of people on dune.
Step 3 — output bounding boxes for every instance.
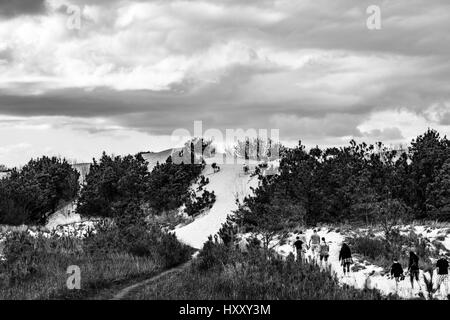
[389,251,448,296]
[292,229,353,275]
[292,229,449,297]
[292,229,331,268]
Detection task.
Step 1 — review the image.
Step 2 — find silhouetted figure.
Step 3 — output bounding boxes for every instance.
[391,258,404,291]
[436,254,449,296]
[408,251,421,291]
[293,236,304,262]
[339,242,353,276]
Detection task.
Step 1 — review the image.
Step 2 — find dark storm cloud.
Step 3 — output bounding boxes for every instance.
[0,84,376,139]
[0,0,47,17]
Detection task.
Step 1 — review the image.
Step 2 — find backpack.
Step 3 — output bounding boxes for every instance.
[320,244,329,255]
[311,234,320,244]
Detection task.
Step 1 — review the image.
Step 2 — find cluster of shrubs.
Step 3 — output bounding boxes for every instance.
[0,231,83,285]
[76,151,207,219]
[196,175,209,191]
[146,157,205,214]
[196,235,237,271]
[83,206,193,268]
[347,230,435,271]
[0,157,79,225]
[76,153,149,218]
[184,190,216,217]
[0,201,193,298]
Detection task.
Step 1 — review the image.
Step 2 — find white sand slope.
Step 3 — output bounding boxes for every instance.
[174,155,259,249]
[141,148,175,172]
[45,202,81,230]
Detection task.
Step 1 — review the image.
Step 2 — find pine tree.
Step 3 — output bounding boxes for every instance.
[426,159,450,220]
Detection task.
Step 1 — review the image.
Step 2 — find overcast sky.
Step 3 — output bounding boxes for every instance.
[0,0,449,166]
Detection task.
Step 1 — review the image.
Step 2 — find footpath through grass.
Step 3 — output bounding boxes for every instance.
[0,218,193,300]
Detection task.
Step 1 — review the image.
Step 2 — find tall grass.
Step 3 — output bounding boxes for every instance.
[0,252,160,300]
[347,231,435,271]
[130,240,396,300]
[0,220,193,300]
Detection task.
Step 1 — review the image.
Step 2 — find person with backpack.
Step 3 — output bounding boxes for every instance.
[319,237,330,268]
[309,229,321,260]
[293,236,305,262]
[339,242,353,276]
[407,251,422,292]
[390,258,404,292]
[435,254,449,296]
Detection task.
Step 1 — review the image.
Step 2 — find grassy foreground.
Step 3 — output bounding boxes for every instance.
[0,252,160,300]
[0,219,193,300]
[128,239,397,300]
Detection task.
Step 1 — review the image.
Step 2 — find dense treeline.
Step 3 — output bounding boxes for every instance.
[76,152,150,218]
[0,157,79,225]
[238,129,450,227]
[146,156,204,213]
[0,146,206,224]
[76,152,204,218]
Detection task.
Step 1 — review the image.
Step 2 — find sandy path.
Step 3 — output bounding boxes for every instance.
[174,159,258,249]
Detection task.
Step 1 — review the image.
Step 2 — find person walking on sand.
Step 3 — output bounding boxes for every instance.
[407,251,422,292]
[293,236,305,262]
[339,242,353,277]
[390,258,404,292]
[309,229,321,261]
[435,254,449,297]
[319,237,330,269]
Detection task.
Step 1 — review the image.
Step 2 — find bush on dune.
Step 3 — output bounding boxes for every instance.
[184,190,216,217]
[146,156,204,214]
[196,236,236,271]
[347,231,435,270]
[83,203,193,269]
[0,156,79,225]
[77,152,205,219]
[76,153,149,218]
